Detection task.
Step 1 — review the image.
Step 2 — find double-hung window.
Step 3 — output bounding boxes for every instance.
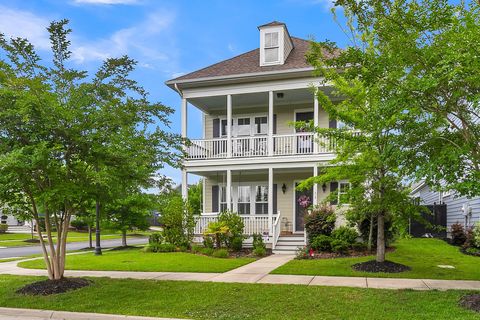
[237,118,251,136]
[338,182,351,204]
[255,185,268,214]
[254,116,268,135]
[219,186,228,212]
[264,32,279,63]
[237,186,251,215]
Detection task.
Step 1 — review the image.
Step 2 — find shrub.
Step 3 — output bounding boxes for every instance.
[304,205,336,242]
[149,232,163,245]
[473,222,480,248]
[331,226,358,246]
[191,245,203,254]
[463,227,475,249]
[253,247,267,257]
[203,221,229,248]
[230,236,243,252]
[203,235,214,249]
[331,239,349,254]
[142,245,154,253]
[310,235,332,252]
[218,211,244,250]
[70,219,88,231]
[213,249,229,258]
[352,242,368,252]
[295,246,310,259]
[200,247,215,256]
[451,223,467,246]
[145,242,176,253]
[252,234,266,250]
[161,196,195,248]
[0,224,8,233]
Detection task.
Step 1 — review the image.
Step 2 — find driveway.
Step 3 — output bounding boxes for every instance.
[0,237,148,259]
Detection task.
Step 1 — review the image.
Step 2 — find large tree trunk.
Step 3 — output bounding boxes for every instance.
[367,213,374,252]
[88,225,93,249]
[376,213,385,263]
[121,230,127,247]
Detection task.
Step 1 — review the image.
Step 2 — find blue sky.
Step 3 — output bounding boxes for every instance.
[0,0,350,183]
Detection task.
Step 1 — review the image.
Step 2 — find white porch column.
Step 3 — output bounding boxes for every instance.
[313,89,319,153]
[313,165,318,206]
[268,167,273,235]
[226,169,232,211]
[181,169,188,201]
[227,94,232,158]
[181,98,187,143]
[268,91,274,156]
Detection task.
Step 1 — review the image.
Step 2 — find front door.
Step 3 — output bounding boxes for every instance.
[295,182,313,232]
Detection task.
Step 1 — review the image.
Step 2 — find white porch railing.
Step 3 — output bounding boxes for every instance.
[194,214,274,236]
[272,213,281,249]
[187,133,335,160]
[231,136,268,157]
[186,138,227,159]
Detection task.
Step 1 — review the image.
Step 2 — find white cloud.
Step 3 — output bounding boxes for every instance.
[0,5,51,50]
[72,0,141,5]
[71,10,176,65]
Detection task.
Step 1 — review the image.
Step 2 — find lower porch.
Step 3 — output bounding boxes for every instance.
[185,167,346,251]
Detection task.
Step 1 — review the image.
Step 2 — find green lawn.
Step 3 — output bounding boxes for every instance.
[0,275,477,319]
[0,231,147,248]
[18,248,255,273]
[272,238,480,280]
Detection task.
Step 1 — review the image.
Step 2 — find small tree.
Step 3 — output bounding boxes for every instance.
[105,192,153,247]
[160,195,195,247]
[188,181,203,215]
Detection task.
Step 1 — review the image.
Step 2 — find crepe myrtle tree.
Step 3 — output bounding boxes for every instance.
[0,20,182,280]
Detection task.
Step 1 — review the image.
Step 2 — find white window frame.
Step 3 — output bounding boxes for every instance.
[264,32,280,64]
[217,182,270,215]
[255,185,269,215]
[237,185,251,215]
[218,114,268,138]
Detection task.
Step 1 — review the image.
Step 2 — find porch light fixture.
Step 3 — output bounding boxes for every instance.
[322,183,327,193]
[276,92,284,99]
[282,183,287,194]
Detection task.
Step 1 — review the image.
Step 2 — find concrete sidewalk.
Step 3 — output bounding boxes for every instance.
[2,255,480,290]
[0,307,185,320]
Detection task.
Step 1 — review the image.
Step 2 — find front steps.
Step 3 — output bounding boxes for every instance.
[273,234,305,254]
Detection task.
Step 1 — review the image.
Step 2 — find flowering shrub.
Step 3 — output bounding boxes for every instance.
[304,205,336,242]
[297,195,312,209]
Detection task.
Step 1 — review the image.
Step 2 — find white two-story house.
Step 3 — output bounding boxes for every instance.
[166,21,345,252]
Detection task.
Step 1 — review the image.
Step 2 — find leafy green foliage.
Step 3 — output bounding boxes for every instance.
[188,181,202,215]
[330,239,350,254]
[218,211,244,251]
[253,247,267,257]
[331,227,358,246]
[252,234,266,251]
[162,196,194,248]
[310,235,332,252]
[148,233,163,245]
[212,249,229,258]
[304,205,336,242]
[203,221,229,249]
[0,224,7,233]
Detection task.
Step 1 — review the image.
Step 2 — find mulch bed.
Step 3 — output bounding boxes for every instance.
[459,294,480,313]
[305,247,396,260]
[229,248,272,258]
[16,278,92,296]
[352,260,411,273]
[23,239,40,243]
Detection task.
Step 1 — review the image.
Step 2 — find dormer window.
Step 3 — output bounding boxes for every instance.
[258,21,294,67]
[264,32,279,63]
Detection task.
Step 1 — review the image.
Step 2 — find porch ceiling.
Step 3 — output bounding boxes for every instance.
[189,166,317,178]
[188,87,334,112]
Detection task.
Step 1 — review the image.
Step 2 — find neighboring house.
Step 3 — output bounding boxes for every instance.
[411,181,480,233]
[166,21,346,253]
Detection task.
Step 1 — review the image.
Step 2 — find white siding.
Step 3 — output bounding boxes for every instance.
[283,28,293,61]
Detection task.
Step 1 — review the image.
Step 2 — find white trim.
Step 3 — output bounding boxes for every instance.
[181,170,188,200]
[227,95,232,158]
[184,156,335,171]
[268,167,274,235]
[182,78,329,99]
[226,169,232,211]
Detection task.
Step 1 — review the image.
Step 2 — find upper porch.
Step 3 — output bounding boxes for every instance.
[180,79,340,163]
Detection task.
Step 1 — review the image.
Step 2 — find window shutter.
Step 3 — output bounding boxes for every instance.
[273,184,278,215]
[330,182,338,205]
[273,114,277,134]
[212,185,219,212]
[213,119,220,138]
[329,119,337,129]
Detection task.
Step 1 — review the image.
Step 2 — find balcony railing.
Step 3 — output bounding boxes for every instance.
[186,133,335,160]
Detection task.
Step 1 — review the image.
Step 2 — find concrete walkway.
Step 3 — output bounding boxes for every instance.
[0,307,186,320]
[2,255,480,290]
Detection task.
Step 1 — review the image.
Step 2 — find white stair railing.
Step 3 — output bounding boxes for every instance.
[272,211,281,250]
